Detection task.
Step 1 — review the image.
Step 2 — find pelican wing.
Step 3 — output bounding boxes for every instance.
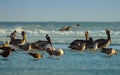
[95,39,107,45]
[34,40,49,46]
[70,39,85,45]
[101,48,112,54]
[10,39,23,45]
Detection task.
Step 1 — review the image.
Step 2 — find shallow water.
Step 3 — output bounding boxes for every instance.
[0,22,120,75]
[0,44,120,75]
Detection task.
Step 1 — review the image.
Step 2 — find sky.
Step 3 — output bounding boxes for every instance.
[0,0,120,22]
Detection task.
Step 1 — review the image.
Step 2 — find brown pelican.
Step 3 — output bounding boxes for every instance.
[10,31,27,46]
[59,26,71,31]
[0,48,16,58]
[100,48,117,56]
[7,30,17,40]
[95,29,111,48]
[70,31,89,46]
[46,47,64,56]
[59,24,80,32]
[86,37,95,49]
[69,42,86,51]
[28,52,43,59]
[0,42,16,51]
[31,34,52,50]
[0,46,16,51]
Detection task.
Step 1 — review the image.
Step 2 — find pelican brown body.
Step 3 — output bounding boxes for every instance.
[100,48,117,56]
[0,50,11,58]
[28,52,43,59]
[18,44,31,51]
[69,42,86,51]
[95,29,111,48]
[86,37,95,49]
[0,46,15,51]
[69,31,91,50]
[0,48,16,58]
[31,34,52,50]
[51,49,64,56]
[7,30,17,41]
[70,31,89,46]
[59,26,71,31]
[10,31,27,46]
[46,47,64,56]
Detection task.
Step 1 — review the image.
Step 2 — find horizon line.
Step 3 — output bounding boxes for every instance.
[0,21,120,22]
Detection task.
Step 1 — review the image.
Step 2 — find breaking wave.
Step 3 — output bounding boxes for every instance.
[0,26,120,44]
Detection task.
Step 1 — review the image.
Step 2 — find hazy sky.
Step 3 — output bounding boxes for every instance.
[0,0,120,22]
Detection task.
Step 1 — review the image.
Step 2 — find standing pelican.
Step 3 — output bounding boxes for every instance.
[10,31,27,46]
[31,34,52,50]
[7,30,17,40]
[70,30,89,46]
[95,29,111,48]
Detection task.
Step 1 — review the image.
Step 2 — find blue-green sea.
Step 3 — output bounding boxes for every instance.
[0,22,120,75]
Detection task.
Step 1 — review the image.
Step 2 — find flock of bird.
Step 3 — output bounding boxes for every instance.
[0,31,64,60]
[69,29,117,56]
[0,25,118,60]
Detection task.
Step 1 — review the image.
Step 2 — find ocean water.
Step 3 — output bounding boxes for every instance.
[0,22,120,75]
